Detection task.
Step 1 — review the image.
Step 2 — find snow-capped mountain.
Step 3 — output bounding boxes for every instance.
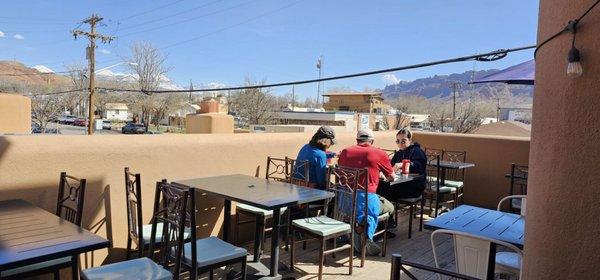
[96,69,183,90]
[33,65,54,73]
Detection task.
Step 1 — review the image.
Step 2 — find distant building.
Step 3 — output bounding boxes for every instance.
[499,107,532,124]
[481,117,497,125]
[322,92,391,113]
[104,103,128,121]
[407,114,430,130]
[274,111,357,132]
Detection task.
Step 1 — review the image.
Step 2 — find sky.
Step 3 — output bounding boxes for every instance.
[0,0,539,99]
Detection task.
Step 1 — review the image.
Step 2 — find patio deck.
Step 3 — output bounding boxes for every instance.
[210,208,455,280]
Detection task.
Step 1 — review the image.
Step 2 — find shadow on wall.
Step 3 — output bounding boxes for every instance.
[84,184,114,267]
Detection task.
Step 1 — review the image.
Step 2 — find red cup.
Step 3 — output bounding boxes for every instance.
[401,159,411,174]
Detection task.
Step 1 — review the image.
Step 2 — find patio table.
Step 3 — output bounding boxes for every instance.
[427,160,475,185]
[389,173,423,186]
[175,174,335,280]
[0,199,111,273]
[424,205,524,280]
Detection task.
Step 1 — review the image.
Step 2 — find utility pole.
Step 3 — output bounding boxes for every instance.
[451,82,461,121]
[72,14,114,135]
[189,80,194,103]
[316,55,323,108]
[291,85,295,111]
[497,97,501,122]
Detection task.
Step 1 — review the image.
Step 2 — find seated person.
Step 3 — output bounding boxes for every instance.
[338,129,395,255]
[377,128,427,201]
[293,126,337,190]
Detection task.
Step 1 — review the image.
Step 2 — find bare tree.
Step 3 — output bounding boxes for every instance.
[31,92,64,132]
[228,78,278,126]
[125,42,169,128]
[149,93,186,129]
[64,63,88,116]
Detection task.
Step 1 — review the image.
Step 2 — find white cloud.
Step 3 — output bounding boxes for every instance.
[14,34,24,40]
[0,31,5,38]
[382,73,401,85]
[98,49,111,54]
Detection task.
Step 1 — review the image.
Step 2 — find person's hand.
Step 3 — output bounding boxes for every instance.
[393,163,403,172]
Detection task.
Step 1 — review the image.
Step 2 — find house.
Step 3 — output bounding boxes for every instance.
[407,114,430,130]
[322,92,391,113]
[104,103,128,121]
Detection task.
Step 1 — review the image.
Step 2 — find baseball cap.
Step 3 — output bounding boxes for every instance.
[356,129,374,140]
[315,126,337,144]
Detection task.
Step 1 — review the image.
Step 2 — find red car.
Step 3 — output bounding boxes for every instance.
[73,118,88,127]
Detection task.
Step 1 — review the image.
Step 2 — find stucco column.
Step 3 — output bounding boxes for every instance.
[524,0,600,278]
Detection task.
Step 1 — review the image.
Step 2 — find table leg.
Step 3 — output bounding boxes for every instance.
[270,208,281,277]
[224,200,231,242]
[486,243,497,280]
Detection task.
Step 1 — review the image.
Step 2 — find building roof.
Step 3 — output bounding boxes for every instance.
[471,121,531,137]
[105,103,128,110]
[322,91,382,97]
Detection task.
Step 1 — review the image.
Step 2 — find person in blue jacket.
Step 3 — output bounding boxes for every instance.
[293,126,337,189]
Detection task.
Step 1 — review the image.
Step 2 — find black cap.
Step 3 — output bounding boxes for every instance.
[314,126,337,144]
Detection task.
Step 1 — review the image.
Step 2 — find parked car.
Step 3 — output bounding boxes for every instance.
[73,118,88,127]
[102,120,112,130]
[58,115,77,125]
[122,123,146,134]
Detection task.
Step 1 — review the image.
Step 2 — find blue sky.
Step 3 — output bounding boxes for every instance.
[0,0,539,99]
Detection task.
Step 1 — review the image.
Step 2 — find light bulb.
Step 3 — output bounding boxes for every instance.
[567,46,583,78]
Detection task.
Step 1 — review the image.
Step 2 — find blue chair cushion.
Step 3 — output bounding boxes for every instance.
[181,237,247,268]
[495,252,521,270]
[444,180,464,188]
[236,203,287,217]
[142,223,191,245]
[0,257,71,277]
[81,257,172,280]
[292,216,351,236]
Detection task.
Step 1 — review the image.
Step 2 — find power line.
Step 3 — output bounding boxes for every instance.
[116,0,187,21]
[0,70,75,77]
[23,89,86,96]
[117,0,253,38]
[115,0,226,33]
[97,44,536,94]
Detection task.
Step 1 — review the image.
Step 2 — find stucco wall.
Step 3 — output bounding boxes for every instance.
[523,0,600,278]
[0,93,31,134]
[0,131,529,270]
[185,113,234,134]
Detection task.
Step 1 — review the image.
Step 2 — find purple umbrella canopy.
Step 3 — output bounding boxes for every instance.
[471,59,535,85]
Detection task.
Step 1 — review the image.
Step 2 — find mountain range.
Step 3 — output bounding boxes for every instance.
[381,69,534,100]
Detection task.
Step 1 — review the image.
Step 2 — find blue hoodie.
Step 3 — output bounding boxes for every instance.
[293,144,330,189]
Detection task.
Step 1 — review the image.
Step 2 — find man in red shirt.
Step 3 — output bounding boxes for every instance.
[338,129,396,255]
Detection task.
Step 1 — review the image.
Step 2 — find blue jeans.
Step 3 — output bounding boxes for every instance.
[339,191,381,240]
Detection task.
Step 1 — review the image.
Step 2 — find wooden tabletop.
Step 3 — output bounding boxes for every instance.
[427,160,475,170]
[424,205,524,248]
[0,199,111,271]
[175,174,335,210]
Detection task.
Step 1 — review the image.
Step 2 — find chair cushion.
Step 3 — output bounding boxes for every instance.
[236,203,287,217]
[0,257,71,277]
[444,180,464,188]
[292,216,351,236]
[427,183,456,193]
[377,212,390,222]
[495,251,522,270]
[181,237,247,268]
[81,257,172,280]
[142,223,192,245]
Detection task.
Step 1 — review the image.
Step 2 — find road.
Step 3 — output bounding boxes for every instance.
[41,122,121,135]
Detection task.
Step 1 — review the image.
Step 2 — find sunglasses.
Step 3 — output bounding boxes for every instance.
[396,139,409,144]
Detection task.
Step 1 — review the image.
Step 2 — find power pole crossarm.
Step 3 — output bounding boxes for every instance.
[72,14,115,135]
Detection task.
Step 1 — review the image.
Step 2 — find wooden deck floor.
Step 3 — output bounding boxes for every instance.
[220,207,457,280]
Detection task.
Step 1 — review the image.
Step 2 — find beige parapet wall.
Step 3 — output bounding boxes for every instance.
[0,131,529,269]
[0,93,31,134]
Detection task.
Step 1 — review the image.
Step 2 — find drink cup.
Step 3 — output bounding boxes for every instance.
[402,159,411,174]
